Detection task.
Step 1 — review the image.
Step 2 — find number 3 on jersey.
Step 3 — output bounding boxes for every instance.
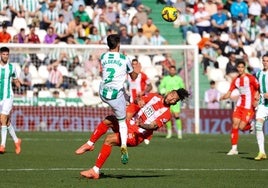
[104,68,115,83]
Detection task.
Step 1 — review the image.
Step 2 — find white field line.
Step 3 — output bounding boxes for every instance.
[0,168,267,171]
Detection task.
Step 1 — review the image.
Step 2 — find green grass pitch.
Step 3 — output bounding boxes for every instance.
[0,132,267,188]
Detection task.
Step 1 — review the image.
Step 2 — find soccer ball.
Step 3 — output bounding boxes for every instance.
[161,6,178,22]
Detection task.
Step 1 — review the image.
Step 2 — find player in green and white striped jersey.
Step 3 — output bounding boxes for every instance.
[0,47,22,155]
[254,53,268,161]
[99,34,138,164]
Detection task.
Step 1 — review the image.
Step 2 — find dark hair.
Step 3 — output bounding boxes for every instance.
[210,80,215,85]
[262,53,268,59]
[235,60,246,67]
[176,88,190,101]
[107,34,120,50]
[0,47,9,53]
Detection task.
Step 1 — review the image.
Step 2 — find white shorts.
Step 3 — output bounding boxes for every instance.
[100,90,127,120]
[0,98,13,115]
[256,104,268,120]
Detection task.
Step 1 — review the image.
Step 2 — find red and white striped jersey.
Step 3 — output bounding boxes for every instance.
[229,73,259,109]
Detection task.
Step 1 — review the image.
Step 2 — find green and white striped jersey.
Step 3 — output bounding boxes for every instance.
[99,52,133,100]
[0,63,18,100]
[256,70,268,106]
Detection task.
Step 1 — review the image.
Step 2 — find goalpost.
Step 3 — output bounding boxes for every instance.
[3,43,200,134]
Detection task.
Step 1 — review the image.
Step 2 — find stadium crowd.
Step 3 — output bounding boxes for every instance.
[0,0,267,107]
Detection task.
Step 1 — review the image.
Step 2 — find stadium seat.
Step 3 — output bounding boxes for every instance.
[7,26,18,39]
[35,29,47,43]
[243,45,256,57]
[187,32,201,45]
[143,66,159,81]
[29,64,39,78]
[67,89,78,98]
[12,16,27,31]
[38,90,52,98]
[207,68,225,82]
[138,54,152,68]
[216,55,229,74]
[38,65,49,81]
[11,63,21,77]
[91,78,101,94]
[152,54,165,65]
[216,80,230,94]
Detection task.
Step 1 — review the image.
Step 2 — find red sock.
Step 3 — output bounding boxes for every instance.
[95,144,112,168]
[90,121,109,143]
[243,124,251,131]
[231,128,239,145]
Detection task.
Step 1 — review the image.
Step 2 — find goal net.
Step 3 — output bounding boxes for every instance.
[4,43,199,133]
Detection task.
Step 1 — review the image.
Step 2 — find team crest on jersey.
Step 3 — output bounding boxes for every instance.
[143,106,155,118]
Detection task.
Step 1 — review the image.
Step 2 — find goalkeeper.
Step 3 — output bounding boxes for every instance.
[158,65,185,139]
[75,88,190,179]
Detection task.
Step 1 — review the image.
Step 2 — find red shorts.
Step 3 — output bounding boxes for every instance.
[233,106,254,124]
[114,123,152,147]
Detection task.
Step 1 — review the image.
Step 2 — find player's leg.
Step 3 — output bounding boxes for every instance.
[227,117,240,155]
[6,99,21,154]
[75,116,117,155]
[80,133,121,179]
[254,106,267,160]
[165,120,172,139]
[173,103,182,139]
[110,95,129,164]
[0,114,8,154]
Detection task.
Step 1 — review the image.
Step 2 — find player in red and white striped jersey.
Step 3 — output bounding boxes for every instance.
[220,60,259,156]
[127,59,152,103]
[75,88,190,179]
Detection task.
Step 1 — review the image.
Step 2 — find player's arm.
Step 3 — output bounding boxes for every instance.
[129,70,138,80]
[138,121,158,130]
[13,78,21,88]
[220,91,231,101]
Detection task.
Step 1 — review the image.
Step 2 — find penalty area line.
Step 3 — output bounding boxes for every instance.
[0,168,268,172]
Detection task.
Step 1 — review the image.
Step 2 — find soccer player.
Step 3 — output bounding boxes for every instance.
[158,65,185,139]
[98,34,138,164]
[0,47,22,154]
[220,60,259,155]
[127,59,152,103]
[253,53,268,160]
[75,88,190,179]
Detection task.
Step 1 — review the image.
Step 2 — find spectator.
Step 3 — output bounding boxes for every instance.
[142,17,158,40]
[120,27,131,44]
[59,1,74,24]
[88,26,102,44]
[109,15,126,34]
[84,54,101,79]
[159,53,176,76]
[204,80,221,109]
[204,0,218,16]
[25,25,40,43]
[44,26,58,44]
[119,9,130,26]
[94,13,111,39]
[127,16,141,38]
[230,0,248,22]
[68,16,84,43]
[173,0,186,14]
[23,0,42,26]
[134,4,148,25]
[0,0,11,26]
[201,40,219,74]
[248,0,262,17]
[257,13,268,34]
[225,52,239,82]
[41,2,58,30]
[104,3,117,23]
[19,65,33,94]
[16,28,26,43]
[73,4,91,28]
[46,59,65,89]
[122,0,142,11]
[53,14,69,42]
[131,28,149,45]
[8,0,25,23]
[178,5,198,39]
[0,22,11,43]
[71,0,85,14]
[194,3,211,36]
[211,6,229,34]
[252,33,268,58]
[243,19,261,45]
[150,29,168,45]
[68,56,86,79]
